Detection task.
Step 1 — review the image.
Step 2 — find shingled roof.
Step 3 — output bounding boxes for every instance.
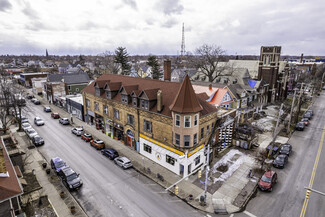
[83,74,217,117]
[0,140,23,202]
[169,75,203,113]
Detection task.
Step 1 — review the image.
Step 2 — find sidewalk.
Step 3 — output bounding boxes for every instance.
[11,127,88,217]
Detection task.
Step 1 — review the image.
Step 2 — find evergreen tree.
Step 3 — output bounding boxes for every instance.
[147,55,161,79]
[114,47,131,75]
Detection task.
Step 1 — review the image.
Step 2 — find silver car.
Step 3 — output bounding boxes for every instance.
[114,157,133,169]
[34,117,45,126]
[59,118,70,125]
[71,127,84,136]
[26,128,38,139]
[22,123,32,131]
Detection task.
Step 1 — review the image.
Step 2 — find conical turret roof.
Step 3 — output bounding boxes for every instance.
[169,75,203,113]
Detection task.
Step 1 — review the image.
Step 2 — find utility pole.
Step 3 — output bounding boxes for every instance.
[267,103,283,159]
[287,89,297,132]
[204,144,210,204]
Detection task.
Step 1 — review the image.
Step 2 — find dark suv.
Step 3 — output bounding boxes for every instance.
[101,148,119,160]
[58,166,83,191]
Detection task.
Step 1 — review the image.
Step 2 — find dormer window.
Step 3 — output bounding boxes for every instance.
[132,97,137,107]
[184,116,191,128]
[121,95,128,104]
[141,99,149,110]
[106,91,111,99]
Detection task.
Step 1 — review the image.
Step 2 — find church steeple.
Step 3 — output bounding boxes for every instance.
[46,49,49,57]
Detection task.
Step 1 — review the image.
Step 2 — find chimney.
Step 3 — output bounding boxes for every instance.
[164,60,171,81]
[157,90,163,112]
[209,84,212,90]
[300,53,304,63]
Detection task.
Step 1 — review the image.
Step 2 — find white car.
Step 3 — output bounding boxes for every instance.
[114,156,133,169]
[71,127,84,136]
[22,123,32,131]
[34,117,45,126]
[26,128,38,139]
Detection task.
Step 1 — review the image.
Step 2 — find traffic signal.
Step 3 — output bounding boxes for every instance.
[306,190,311,199]
[174,185,179,195]
[198,170,202,179]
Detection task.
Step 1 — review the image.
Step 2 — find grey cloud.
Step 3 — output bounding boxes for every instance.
[0,0,12,12]
[161,18,178,28]
[22,2,39,20]
[122,0,137,10]
[25,21,46,31]
[155,0,184,15]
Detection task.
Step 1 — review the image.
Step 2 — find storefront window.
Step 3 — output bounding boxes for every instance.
[166,155,175,166]
[144,144,152,154]
[194,155,200,166]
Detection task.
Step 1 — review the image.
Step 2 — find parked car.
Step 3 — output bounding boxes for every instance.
[266,145,279,156]
[43,106,51,112]
[20,117,29,124]
[59,118,70,125]
[282,143,292,152]
[258,170,277,191]
[273,154,288,169]
[81,133,93,142]
[301,117,309,126]
[51,112,60,119]
[296,122,305,131]
[22,122,32,131]
[101,148,119,160]
[32,135,44,146]
[71,127,84,136]
[33,99,41,105]
[90,139,105,150]
[34,117,45,126]
[279,145,292,156]
[58,166,83,191]
[303,112,312,120]
[50,157,67,173]
[31,98,37,103]
[306,109,313,116]
[26,128,38,139]
[114,156,133,169]
[26,94,34,99]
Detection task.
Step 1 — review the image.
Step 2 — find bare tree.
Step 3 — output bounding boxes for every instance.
[100,51,119,74]
[192,44,232,82]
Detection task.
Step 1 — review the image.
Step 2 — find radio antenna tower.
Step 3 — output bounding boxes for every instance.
[180,23,185,56]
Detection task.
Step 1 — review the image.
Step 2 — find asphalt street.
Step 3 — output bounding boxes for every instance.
[22,99,209,217]
[233,91,325,217]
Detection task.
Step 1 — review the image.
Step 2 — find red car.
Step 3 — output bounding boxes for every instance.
[51,112,60,119]
[81,133,93,142]
[258,170,277,192]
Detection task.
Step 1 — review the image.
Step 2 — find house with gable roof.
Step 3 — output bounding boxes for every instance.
[0,138,23,217]
[82,63,220,176]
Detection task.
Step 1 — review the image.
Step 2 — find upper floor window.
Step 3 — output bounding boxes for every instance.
[175,133,180,146]
[86,99,90,107]
[175,114,180,127]
[121,95,128,104]
[144,120,152,133]
[193,133,198,146]
[103,105,108,114]
[132,97,137,107]
[206,125,210,136]
[68,85,71,90]
[184,116,191,128]
[127,114,134,126]
[141,100,149,110]
[200,127,204,139]
[184,135,190,147]
[94,102,99,111]
[106,91,111,99]
[95,88,100,96]
[114,109,120,120]
[194,155,200,166]
[194,115,198,126]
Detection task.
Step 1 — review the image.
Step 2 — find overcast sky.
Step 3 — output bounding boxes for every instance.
[0,0,324,56]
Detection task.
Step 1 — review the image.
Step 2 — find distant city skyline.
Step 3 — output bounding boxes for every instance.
[0,0,324,56]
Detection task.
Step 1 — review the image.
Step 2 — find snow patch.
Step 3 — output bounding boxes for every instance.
[212,149,247,183]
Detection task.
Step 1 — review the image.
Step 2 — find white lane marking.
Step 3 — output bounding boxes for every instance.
[153,191,168,194]
[229,214,234,217]
[168,200,183,202]
[244,210,257,217]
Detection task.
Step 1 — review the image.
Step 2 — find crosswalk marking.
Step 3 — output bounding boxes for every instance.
[244,210,257,217]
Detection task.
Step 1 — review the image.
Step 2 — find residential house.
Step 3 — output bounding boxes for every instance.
[82,69,219,176]
[0,138,23,217]
[171,68,197,82]
[58,62,71,73]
